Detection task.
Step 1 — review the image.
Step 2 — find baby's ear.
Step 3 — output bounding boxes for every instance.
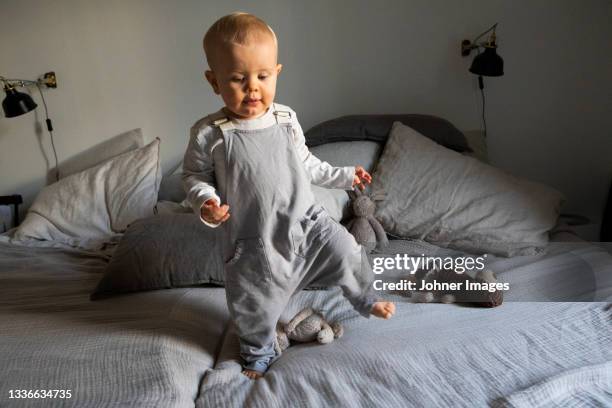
[276,63,283,76]
[204,70,220,95]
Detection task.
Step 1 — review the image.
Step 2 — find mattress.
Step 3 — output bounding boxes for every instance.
[0,237,610,407]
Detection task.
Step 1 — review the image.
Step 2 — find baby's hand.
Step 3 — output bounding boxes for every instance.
[352,166,372,191]
[201,199,230,224]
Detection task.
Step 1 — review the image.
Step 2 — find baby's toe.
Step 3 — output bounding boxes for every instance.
[384,303,396,318]
[242,369,263,380]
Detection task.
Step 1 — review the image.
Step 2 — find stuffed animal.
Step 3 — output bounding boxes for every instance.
[345,188,389,253]
[274,308,343,354]
[410,268,504,307]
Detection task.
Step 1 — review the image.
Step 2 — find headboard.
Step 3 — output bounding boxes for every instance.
[304,114,471,153]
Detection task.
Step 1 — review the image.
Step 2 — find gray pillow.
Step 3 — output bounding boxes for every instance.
[372,122,564,257]
[91,214,224,300]
[158,172,186,203]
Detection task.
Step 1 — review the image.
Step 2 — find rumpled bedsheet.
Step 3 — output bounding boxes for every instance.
[0,242,229,408]
[196,239,612,407]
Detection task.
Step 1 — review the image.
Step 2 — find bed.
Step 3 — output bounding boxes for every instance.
[0,115,610,408]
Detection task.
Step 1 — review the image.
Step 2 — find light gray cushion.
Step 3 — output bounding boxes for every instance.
[308,141,382,221]
[371,122,565,256]
[309,141,382,172]
[91,214,224,299]
[15,139,162,250]
[310,185,349,221]
[54,128,145,179]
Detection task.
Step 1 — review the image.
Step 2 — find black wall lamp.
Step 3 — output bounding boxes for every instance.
[1,72,60,180]
[461,24,504,138]
[2,72,56,116]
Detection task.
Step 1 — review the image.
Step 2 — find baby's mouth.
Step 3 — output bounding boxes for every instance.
[243,99,261,106]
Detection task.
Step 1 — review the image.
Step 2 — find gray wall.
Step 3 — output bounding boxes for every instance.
[1,0,610,237]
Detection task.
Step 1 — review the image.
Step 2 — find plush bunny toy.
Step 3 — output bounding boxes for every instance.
[274,308,343,354]
[345,188,389,253]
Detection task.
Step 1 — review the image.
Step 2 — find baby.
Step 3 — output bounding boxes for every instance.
[182,12,395,379]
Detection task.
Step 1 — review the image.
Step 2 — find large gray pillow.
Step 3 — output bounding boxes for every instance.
[371,122,564,257]
[158,172,186,203]
[91,214,224,300]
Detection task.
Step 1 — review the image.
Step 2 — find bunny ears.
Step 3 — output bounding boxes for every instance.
[348,186,387,202]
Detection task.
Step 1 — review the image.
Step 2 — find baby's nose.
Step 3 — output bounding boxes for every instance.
[246,78,259,91]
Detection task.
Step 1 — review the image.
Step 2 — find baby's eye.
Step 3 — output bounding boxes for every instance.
[230,77,243,83]
[258,75,268,80]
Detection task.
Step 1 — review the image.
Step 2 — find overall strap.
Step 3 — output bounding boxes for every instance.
[272,103,293,125]
[210,117,233,155]
[210,105,292,154]
[212,117,235,132]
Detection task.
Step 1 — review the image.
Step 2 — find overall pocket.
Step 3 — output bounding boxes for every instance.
[290,207,333,257]
[291,217,314,258]
[225,237,273,283]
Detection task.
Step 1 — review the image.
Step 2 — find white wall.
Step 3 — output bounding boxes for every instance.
[1,0,610,237]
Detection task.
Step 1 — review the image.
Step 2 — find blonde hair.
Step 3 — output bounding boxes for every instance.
[203,12,277,69]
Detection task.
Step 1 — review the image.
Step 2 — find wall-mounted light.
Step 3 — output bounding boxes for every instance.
[1,72,60,180]
[2,72,56,117]
[462,24,504,80]
[461,24,504,138]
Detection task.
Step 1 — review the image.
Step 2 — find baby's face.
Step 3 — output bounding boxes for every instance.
[206,37,282,120]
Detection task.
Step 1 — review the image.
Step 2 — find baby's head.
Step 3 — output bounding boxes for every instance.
[203,12,282,120]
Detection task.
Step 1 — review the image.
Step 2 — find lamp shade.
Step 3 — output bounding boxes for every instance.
[469,46,504,77]
[2,88,38,118]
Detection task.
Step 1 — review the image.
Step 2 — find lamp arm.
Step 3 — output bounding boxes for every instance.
[461,23,499,57]
[0,76,12,90]
[1,72,57,89]
[471,23,498,44]
[2,78,42,87]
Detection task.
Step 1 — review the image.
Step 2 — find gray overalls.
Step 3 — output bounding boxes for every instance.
[214,107,376,373]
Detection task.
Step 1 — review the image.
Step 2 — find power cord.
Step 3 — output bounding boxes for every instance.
[35,82,59,181]
[479,75,487,139]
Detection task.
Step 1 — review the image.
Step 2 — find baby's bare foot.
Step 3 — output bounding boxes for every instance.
[242,369,263,380]
[371,301,396,319]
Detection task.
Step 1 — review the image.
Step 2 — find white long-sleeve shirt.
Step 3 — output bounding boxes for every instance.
[182,103,355,227]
